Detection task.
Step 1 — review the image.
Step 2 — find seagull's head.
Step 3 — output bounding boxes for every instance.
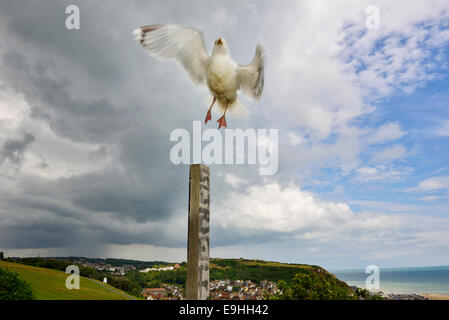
[215,37,224,46]
[213,37,229,55]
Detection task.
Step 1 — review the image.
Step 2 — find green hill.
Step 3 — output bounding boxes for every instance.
[209,258,335,285]
[128,257,348,289]
[0,261,139,300]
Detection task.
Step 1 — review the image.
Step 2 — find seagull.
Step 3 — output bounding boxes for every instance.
[133,24,264,128]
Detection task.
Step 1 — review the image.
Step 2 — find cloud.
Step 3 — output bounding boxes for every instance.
[353,165,412,183]
[407,176,449,192]
[434,120,449,137]
[340,0,449,96]
[0,132,35,167]
[371,144,407,163]
[210,180,449,267]
[224,174,248,188]
[366,122,407,145]
[419,195,449,202]
[214,181,399,234]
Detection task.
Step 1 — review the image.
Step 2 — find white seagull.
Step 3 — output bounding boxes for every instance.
[133,24,264,128]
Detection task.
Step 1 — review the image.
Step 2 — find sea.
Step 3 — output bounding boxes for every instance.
[331,266,449,295]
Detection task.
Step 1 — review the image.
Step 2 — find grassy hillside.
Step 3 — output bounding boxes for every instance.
[209,258,323,285]
[0,261,139,300]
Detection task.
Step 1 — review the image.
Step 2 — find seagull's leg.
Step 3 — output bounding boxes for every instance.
[217,102,228,129]
[205,97,216,124]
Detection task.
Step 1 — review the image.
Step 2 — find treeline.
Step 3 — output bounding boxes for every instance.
[6,257,100,278]
[6,257,142,298]
[127,268,187,289]
[210,259,311,285]
[57,257,171,269]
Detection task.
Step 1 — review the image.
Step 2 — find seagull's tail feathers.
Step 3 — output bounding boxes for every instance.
[133,28,144,43]
[205,97,250,119]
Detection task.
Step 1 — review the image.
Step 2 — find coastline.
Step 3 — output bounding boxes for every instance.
[420,293,449,300]
[332,265,449,300]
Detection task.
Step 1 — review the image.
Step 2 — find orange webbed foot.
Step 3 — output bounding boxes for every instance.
[217,115,227,129]
[205,109,212,124]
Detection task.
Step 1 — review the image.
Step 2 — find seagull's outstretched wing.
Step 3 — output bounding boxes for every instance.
[133,25,209,86]
[236,45,265,100]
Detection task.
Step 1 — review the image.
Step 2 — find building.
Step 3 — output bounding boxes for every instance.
[140,266,175,273]
[142,288,167,300]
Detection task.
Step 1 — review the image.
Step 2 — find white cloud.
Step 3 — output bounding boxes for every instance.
[211,180,449,267]
[419,195,448,202]
[0,88,113,179]
[435,120,449,136]
[215,181,399,234]
[354,165,412,182]
[224,174,248,188]
[371,144,407,163]
[366,122,407,145]
[260,0,445,177]
[407,176,449,192]
[288,132,303,146]
[263,1,366,140]
[0,84,29,121]
[341,0,449,96]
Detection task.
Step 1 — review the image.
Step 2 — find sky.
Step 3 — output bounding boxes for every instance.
[0,0,449,270]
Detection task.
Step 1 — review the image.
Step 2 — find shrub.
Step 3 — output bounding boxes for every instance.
[0,268,34,300]
[267,272,356,300]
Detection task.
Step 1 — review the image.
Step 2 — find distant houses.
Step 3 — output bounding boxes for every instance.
[75,260,136,276]
[139,264,180,273]
[142,288,167,300]
[208,279,278,300]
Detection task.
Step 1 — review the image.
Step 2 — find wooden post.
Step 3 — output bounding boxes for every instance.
[186,164,210,300]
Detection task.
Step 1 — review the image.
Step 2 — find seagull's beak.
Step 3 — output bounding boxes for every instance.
[215,38,223,46]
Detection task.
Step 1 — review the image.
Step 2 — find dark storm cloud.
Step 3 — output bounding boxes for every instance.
[1,50,143,143]
[57,166,188,223]
[0,0,265,253]
[0,182,186,249]
[0,132,35,166]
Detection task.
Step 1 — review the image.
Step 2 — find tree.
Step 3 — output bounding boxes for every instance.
[0,268,34,300]
[267,272,356,300]
[355,287,384,300]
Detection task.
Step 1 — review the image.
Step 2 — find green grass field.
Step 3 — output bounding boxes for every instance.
[0,261,139,300]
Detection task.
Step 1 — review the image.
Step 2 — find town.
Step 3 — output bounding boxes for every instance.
[142,279,279,300]
[73,259,136,276]
[73,259,279,300]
